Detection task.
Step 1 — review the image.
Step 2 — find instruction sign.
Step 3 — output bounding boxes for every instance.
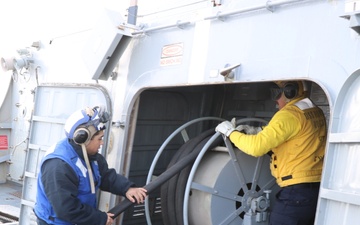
[160,43,183,66]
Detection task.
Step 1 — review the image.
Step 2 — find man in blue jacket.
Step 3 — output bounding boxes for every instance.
[34,106,147,225]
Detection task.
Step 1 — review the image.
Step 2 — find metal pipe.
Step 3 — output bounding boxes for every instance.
[132,21,191,35]
[127,0,138,25]
[204,0,306,20]
[130,0,307,35]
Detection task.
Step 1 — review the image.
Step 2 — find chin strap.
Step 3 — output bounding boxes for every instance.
[81,144,95,194]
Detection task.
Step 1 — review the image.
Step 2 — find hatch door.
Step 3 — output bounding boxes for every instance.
[19,83,111,224]
[316,70,360,224]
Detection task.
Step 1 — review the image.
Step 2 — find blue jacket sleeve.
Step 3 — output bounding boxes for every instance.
[96,153,135,196]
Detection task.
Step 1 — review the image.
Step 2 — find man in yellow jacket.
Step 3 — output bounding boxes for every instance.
[215,81,327,225]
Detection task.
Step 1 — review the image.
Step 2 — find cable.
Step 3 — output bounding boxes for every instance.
[81,144,95,194]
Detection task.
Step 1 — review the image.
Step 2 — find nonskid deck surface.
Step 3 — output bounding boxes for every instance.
[0,181,21,224]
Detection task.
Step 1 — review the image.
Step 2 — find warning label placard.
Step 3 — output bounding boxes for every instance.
[160,43,183,66]
[0,135,8,150]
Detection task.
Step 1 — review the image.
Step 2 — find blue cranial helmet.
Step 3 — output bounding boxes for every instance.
[64,105,110,139]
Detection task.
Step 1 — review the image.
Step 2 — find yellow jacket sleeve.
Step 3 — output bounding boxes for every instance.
[229,109,301,157]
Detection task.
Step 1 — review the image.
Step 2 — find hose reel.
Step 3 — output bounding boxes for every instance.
[158,118,279,225]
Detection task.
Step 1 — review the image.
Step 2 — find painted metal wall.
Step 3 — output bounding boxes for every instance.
[5,0,360,224]
[316,69,360,225]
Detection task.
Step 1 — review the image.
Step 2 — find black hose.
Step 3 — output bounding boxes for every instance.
[161,129,216,225]
[161,131,207,224]
[108,130,217,218]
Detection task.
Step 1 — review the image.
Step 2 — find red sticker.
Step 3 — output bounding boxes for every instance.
[0,135,8,150]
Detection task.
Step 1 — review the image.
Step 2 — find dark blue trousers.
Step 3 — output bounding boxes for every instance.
[269,183,320,225]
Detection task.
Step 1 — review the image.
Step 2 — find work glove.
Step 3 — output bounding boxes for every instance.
[235,125,262,134]
[215,119,236,137]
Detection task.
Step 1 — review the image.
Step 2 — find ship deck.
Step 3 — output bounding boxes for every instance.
[0,181,21,224]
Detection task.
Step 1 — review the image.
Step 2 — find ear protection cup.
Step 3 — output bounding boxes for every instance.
[283,82,298,99]
[73,126,97,145]
[73,127,90,145]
